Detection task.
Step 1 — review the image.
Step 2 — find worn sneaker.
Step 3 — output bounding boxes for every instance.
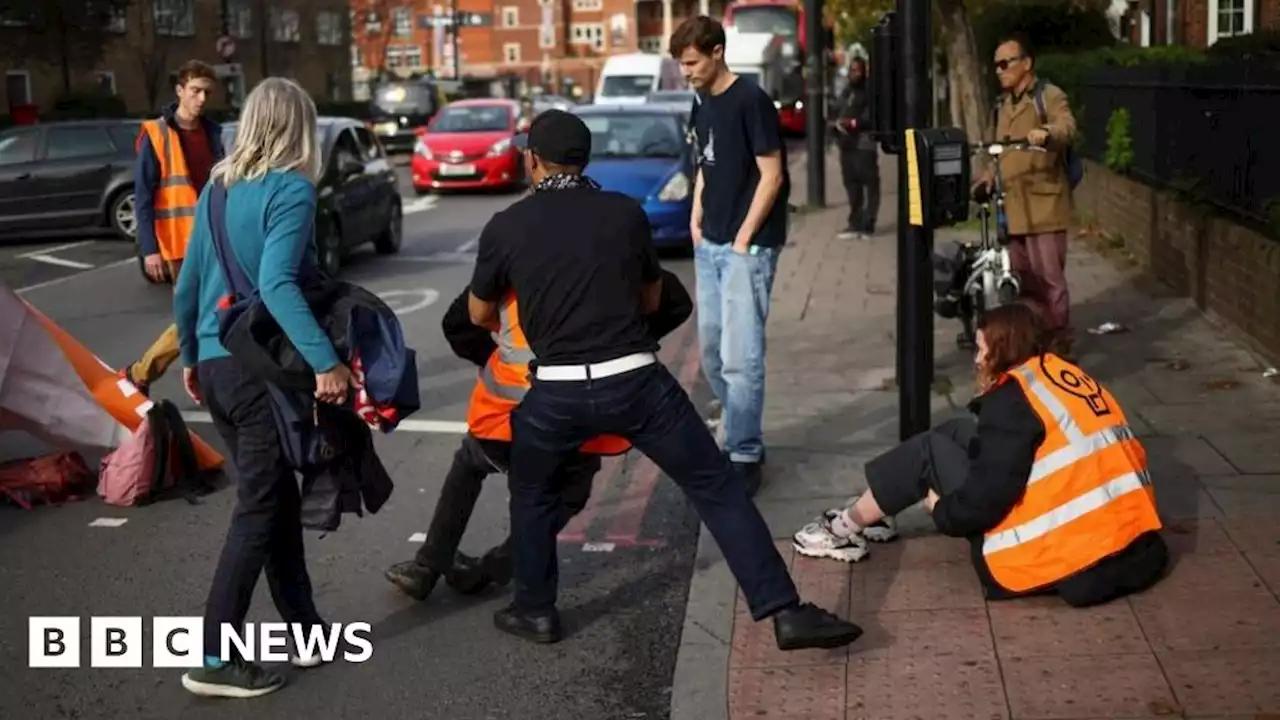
[181,658,284,698]
[793,510,870,562]
[384,560,441,601]
[837,228,858,239]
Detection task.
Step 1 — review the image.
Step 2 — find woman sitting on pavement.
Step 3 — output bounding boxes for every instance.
[793,303,1169,607]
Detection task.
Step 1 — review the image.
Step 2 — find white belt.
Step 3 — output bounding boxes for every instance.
[534,352,657,381]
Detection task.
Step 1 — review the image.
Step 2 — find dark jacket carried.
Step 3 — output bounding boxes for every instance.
[835,81,875,155]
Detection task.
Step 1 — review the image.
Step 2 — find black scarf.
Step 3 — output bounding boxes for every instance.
[533,173,600,193]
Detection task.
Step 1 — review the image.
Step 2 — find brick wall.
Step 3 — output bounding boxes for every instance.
[1074,159,1280,359]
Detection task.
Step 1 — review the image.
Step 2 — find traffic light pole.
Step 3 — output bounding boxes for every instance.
[803,0,825,207]
[895,0,934,440]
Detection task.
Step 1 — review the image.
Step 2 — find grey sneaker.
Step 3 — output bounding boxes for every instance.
[181,658,285,698]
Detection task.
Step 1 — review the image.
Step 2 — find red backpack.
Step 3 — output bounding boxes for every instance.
[98,400,213,507]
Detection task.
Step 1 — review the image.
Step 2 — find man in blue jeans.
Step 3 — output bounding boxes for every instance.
[673,16,790,494]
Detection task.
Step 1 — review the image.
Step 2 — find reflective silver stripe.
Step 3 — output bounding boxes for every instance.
[161,175,192,188]
[495,304,536,365]
[156,207,196,219]
[480,364,526,402]
[157,121,173,173]
[983,469,1153,555]
[1014,365,1085,444]
[1028,425,1137,485]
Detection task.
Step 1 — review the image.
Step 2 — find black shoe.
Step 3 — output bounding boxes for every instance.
[444,552,492,595]
[732,461,763,497]
[384,560,441,601]
[493,604,562,644]
[772,602,863,651]
[479,545,513,587]
[181,657,285,698]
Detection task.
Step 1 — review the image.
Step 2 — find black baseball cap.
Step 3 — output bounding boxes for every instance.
[512,109,591,166]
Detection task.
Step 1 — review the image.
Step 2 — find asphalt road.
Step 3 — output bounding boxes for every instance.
[0,166,706,720]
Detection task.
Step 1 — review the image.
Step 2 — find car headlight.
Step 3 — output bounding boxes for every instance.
[795,100,804,110]
[774,100,782,109]
[658,172,690,202]
[415,138,432,159]
[488,137,512,156]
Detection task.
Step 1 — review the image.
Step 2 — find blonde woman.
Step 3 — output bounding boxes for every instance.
[174,77,355,698]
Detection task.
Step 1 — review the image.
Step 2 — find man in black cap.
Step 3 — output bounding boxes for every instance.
[467,109,863,651]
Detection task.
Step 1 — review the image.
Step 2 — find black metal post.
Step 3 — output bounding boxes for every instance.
[258,0,269,80]
[895,0,933,440]
[804,0,825,207]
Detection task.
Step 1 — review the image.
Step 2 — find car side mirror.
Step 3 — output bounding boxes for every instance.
[339,157,363,178]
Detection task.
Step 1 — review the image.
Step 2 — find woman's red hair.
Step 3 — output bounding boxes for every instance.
[976,304,1045,389]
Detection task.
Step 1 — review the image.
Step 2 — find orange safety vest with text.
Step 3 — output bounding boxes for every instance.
[137,119,199,261]
[982,353,1162,594]
[465,294,632,456]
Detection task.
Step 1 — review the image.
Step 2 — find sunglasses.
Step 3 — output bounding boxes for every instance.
[994,56,1023,71]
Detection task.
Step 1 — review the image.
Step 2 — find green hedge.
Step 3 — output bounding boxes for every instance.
[1036,45,1208,100]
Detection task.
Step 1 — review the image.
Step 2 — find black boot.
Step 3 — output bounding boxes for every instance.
[478,543,513,587]
[494,604,561,644]
[772,602,863,651]
[384,560,441,601]
[444,552,492,595]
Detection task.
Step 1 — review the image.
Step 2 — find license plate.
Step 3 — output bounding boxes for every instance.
[439,164,475,176]
[376,122,398,135]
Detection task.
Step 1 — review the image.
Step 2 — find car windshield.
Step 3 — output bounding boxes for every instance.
[429,106,511,133]
[731,6,797,36]
[580,113,684,159]
[600,75,655,97]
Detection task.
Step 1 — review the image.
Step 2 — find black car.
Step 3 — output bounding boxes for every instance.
[369,80,446,154]
[219,116,403,279]
[0,119,143,240]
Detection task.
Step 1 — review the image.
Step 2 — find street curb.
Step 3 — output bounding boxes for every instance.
[669,524,735,720]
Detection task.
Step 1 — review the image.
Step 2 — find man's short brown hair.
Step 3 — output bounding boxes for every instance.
[176,60,217,87]
[668,16,726,58]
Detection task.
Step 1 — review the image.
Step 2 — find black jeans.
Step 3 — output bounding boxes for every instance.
[840,148,880,233]
[508,362,799,619]
[414,433,600,571]
[864,417,977,516]
[197,357,323,659]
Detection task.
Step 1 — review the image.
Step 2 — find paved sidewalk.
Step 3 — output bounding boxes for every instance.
[670,150,1280,720]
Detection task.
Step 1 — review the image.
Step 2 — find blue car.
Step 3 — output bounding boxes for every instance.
[573,104,694,248]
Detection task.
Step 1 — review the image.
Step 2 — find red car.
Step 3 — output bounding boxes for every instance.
[411,99,529,194]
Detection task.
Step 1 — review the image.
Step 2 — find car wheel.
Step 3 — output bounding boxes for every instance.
[110,190,138,240]
[374,201,403,255]
[317,217,343,277]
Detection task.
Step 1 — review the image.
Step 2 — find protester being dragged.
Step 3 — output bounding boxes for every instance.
[793,304,1168,608]
[385,269,694,600]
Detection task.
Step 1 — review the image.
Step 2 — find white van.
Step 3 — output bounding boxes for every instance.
[595,53,685,104]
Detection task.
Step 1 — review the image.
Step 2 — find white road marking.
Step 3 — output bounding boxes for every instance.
[455,236,479,253]
[24,254,95,270]
[17,240,94,258]
[376,288,439,316]
[89,518,129,528]
[581,542,617,553]
[402,196,439,215]
[181,411,467,434]
[408,532,427,543]
[15,257,135,295]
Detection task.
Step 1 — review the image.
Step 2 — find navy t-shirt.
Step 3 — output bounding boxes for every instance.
[691,77,790,248]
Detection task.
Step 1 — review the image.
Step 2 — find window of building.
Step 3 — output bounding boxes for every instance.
[0,128,37,166]
[272,7,301,42]
[405,45,423,68]
[386,46,404,68]
[6,70,32,108]
[393,6,412,36]
[638,36,662,53]
[154,0,195,36]
[46,126,115,161]
[229,0,253,38]
[1208,0,1253,42]
[316,9,344,45]
[362,9,382,34]
[571,23,605,49]
[539,26,556,49]
[353,46,363,67]
[573,0,603,10]
[96,71,117,95]
[105,6,127,33]
[504,42,521,63]
[502,7,519,27]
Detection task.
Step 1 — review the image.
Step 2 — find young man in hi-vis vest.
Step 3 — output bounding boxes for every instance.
[121,60,226,396]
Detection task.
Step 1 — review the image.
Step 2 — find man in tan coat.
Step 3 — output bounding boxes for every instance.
[974,33,1078,352]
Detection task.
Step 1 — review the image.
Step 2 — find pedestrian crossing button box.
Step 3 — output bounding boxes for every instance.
[910,127,971,229]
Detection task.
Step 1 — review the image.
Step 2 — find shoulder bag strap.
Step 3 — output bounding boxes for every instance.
[207,182,255,300]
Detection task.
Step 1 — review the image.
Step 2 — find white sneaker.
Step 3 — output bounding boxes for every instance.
[793,510,870,562]
[290,654,328,668]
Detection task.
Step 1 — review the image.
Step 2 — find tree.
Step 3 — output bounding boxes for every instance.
[936,0,991,160]
[133,0,181,111]
[0,0,135,93]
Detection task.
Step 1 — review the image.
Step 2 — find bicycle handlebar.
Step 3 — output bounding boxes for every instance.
[970,139,1047,156]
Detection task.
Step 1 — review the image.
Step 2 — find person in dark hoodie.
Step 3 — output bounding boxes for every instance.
[120,59,226,396]
[385,269,695,600]
[833,56,879,240]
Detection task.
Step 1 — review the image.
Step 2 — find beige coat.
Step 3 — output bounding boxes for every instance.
[989,80,1078,236]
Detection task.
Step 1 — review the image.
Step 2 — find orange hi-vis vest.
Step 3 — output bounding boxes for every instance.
[983,353,1162,594]
[138,119,199,261]
[465,294,632,456]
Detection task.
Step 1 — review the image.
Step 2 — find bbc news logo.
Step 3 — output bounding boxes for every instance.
[29,617,374,668]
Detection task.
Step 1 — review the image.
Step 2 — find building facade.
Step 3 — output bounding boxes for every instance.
[350,0,727,101]
[1,0,352,118]
[1124,0,1276,47]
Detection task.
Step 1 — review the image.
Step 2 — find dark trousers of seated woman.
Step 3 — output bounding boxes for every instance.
[198,356,324,659]
[862,417,1168,607]
[415,433,600,575]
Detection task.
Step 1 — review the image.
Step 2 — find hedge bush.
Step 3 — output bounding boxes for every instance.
[1036,45,1208,100]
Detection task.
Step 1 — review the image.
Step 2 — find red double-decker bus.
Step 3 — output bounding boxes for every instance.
[723,0,809,134]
